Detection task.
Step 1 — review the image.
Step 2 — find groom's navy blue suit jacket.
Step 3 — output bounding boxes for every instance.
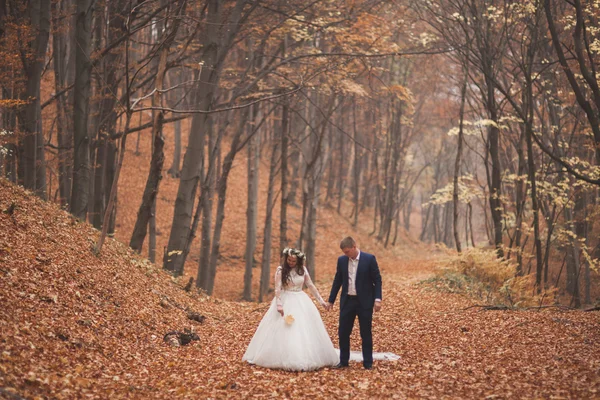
[328,251,382,311]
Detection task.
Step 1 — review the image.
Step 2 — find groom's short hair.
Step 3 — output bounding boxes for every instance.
[340,237,356,249]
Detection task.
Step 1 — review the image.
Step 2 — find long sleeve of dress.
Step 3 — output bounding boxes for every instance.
[303,267,326,306]
[274,266,283,309]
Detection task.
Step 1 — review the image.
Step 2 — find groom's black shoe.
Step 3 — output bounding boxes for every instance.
[334,363,349,369]
[363,364,372,370]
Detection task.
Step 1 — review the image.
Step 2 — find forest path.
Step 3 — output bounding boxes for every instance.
[208,262,599,399]
[147,255,599,399]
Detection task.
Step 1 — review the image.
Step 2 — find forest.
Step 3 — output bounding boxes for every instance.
[2,0,599,304]
[0,0,599,398]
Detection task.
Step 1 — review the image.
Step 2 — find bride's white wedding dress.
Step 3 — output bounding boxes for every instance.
[243,266,339,371]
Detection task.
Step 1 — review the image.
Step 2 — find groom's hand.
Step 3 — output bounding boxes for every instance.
[374,300,382,312]
[325,302,333,311]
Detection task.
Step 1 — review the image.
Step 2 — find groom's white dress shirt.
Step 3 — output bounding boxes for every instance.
[348,251,360,296]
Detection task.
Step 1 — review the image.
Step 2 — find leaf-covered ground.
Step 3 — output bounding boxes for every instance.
[1,180,599,399]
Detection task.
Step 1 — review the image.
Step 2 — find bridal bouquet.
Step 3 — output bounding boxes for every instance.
[284,314,295,325]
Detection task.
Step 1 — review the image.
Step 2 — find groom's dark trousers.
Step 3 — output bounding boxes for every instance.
[328,252,382,367]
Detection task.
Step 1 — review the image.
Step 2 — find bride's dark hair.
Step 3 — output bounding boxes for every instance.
[281,248,305,286]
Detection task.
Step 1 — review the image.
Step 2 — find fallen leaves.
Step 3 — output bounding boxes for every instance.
[1,179,600,399]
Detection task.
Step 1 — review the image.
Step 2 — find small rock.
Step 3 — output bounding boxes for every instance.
[163,330,200,347]
[160,298,171,309]
[187,311,206,324]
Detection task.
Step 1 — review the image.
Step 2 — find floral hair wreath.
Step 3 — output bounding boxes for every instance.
[282,247,305,260]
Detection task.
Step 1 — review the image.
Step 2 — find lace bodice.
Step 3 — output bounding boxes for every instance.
[275,266,326,308]
[282,269,305,291]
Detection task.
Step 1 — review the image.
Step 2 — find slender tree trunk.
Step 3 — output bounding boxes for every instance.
[403,194,413,232]
[260,133,280,302]
[52,0,74,207]
[129,114,165,252]
[420,202,431,242]
[91,0,124,230]
[443,203,454,248]
[243,104,260,301]
[564,205,581,308]
[165,0,246,274]
[352,98,360,227]
[486,81,504,257]
[468,202,475,247]
[205,109,250,295]
[70,0,95,218]
[336,109,345,214]
[325,125,335,203]
[301,95,335,275]
[279,100,289,251]
[95,0,131,254]
[453,70,467,253]
[96,114,129,253]
[168,118,181,178]
[20,0,50,199]
[130,0,185,257]
[197,118,216,288]
[167,23,216,275]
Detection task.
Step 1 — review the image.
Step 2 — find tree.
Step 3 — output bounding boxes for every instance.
[70,0,95,219]
[18,0,51,199]
[130,0,187,256]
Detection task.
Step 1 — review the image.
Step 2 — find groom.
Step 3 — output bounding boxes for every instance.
[326,237,382,369]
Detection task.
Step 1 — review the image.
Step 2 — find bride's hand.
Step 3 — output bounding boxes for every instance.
[277,305,284,317]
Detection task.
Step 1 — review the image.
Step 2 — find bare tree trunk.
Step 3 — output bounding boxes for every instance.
[403,194,413,232]
[130,0,185,257]
[243,104,260,301]
[336,108,346,214]
[1,87,17,182]
[468,202,475,247]
[583,192,592,304]
[379,104,402,245]
[95,0,132,254]
[167,65,184,178]
[20,0,50,199]
[300,95,335,276]
[325,124,336,203]
[420,201,431,242]
[197,118,216,288]
[564,205,581,308]
[453,70,467,253]
[165,0,246,275]
[432,204,440,243]
[260,129,280,302]
[129,114,165,252]
[352,98,360,227]
[91,1,124,230]
[442,203,454,248]
[168,118,181,178]
[70,0,95,218]
[486,86,503,257]
[205,109,251,295]
[279,100,289,251]
[52,0,74,207]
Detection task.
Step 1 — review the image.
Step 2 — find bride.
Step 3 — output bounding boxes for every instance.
[242,248,339,371]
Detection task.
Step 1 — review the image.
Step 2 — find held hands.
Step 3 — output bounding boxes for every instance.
[324,302,333,311]
[277,304,284,317]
